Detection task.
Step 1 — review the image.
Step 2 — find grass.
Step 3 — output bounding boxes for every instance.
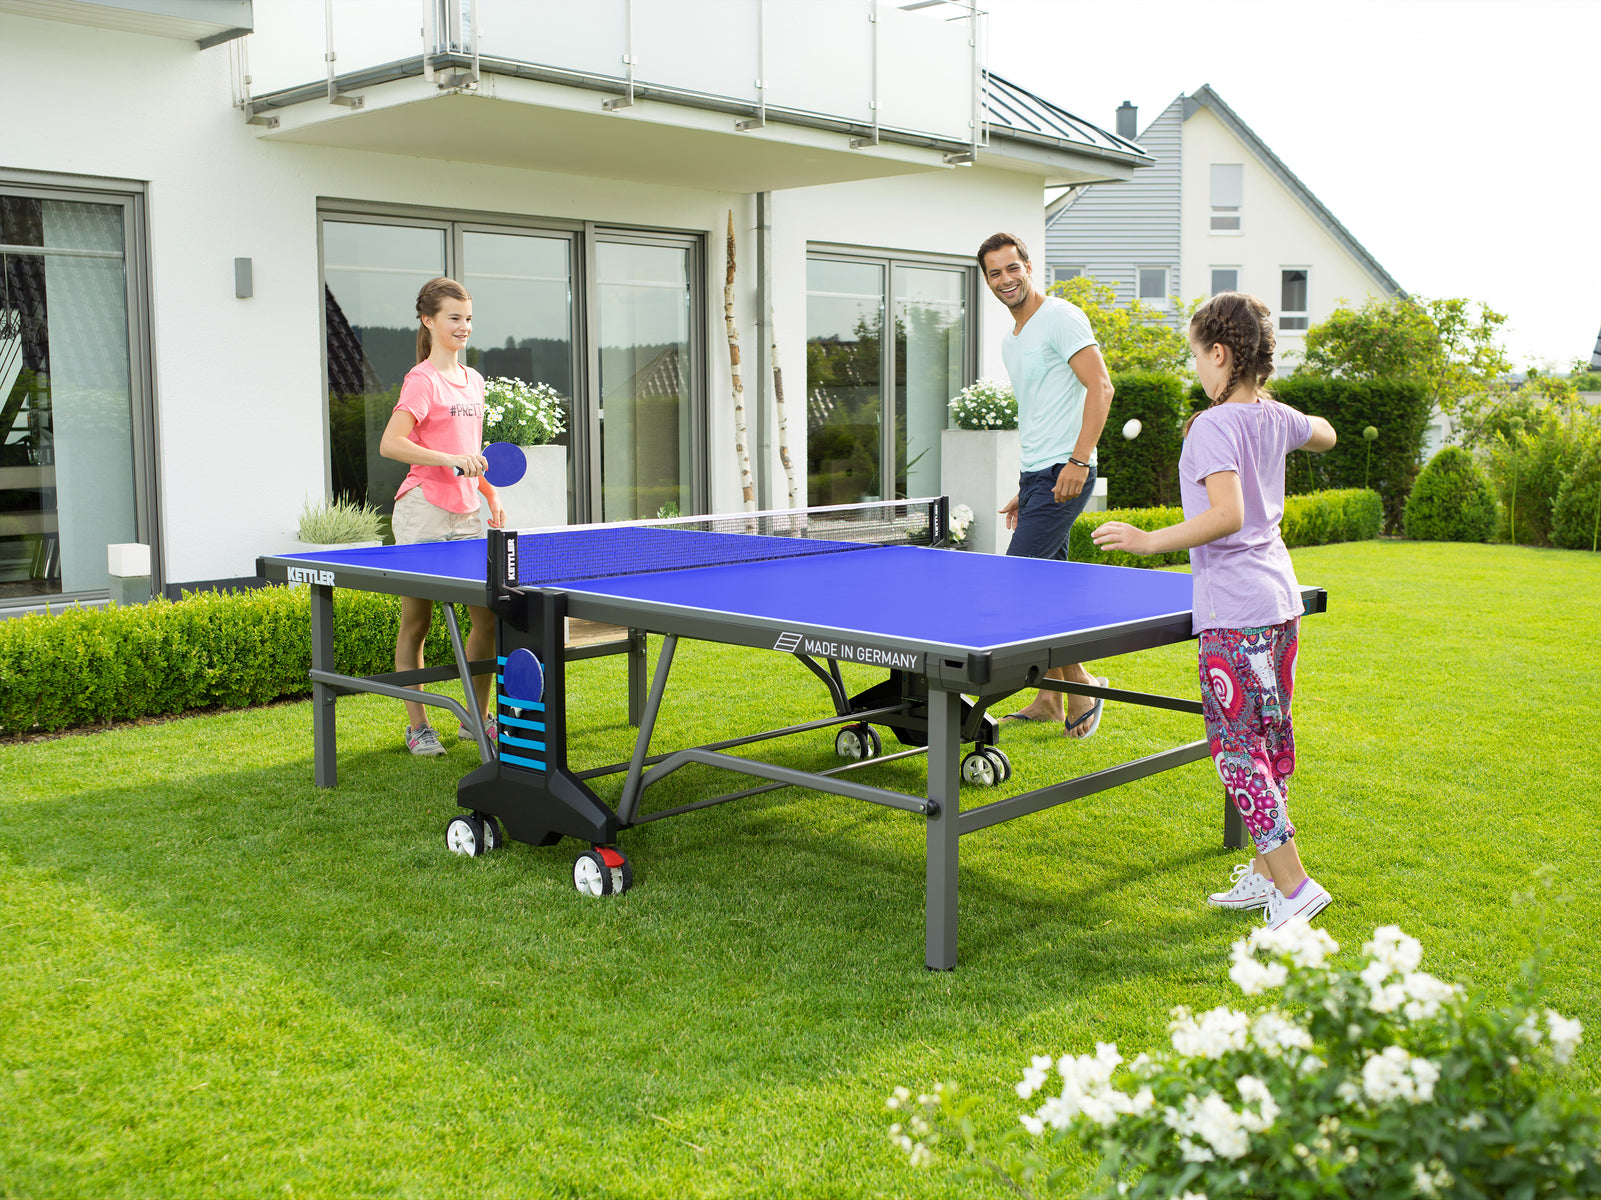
[2,540,1598,1198]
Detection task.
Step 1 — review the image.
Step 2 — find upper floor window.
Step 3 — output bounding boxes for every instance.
[1051,265,1083,285]
[1137,266,1169,308]
[1210,163,1243,233]
[1210,267,1239,295]
[1280,268,1310,331]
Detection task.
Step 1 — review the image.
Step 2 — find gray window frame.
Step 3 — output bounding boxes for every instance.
[0,169,156,610]
[316,199,707,523]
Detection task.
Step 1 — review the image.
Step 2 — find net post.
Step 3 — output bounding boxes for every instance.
[934,497,950,547]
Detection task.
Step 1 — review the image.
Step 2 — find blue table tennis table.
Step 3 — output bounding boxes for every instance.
[257,500,1326,970]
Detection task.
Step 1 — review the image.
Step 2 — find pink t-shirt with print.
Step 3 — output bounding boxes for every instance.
[393,360,485,514]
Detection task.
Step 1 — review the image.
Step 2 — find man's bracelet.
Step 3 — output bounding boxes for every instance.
[1067,456,1091,469]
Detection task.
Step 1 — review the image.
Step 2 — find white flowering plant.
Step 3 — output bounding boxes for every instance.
[482,377,567,446]
[948,379,1018,431]
[887,920,1599,1199]
[948,504,975,547]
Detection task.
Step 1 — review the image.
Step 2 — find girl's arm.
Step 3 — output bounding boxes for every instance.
[1303,415,1337,453]
[477,476,506,528]
[378,409,487,476]
[1090,471,1244,556]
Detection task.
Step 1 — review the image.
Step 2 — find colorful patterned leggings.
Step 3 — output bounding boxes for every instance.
[1199,617,1300,856]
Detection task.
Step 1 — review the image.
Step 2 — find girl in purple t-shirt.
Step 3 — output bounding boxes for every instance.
[1091,292,1337,930]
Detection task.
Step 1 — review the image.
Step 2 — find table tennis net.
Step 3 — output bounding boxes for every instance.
[507,498,946,586]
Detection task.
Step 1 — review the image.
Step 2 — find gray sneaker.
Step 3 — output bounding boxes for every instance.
[405,723,446,757]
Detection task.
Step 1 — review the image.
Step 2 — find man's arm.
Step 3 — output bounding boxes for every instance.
[1053,344,1114,502]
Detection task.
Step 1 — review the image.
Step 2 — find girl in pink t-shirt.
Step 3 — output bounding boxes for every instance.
[1091,292,1337,930]
[378,276,506,758]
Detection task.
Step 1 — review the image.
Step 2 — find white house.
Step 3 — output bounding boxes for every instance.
[1044,85,1403,376]
[0,0,1148,613]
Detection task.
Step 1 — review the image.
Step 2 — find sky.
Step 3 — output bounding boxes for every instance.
[981,0,1601,373]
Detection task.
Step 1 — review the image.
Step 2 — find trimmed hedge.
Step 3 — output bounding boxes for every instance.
[1404,447,1498,543]
[1069,488,1382,569]
[1189,377,1431,532]
[1096,371,1188,509]
[0,587,461,736]
[1553,440,1601,551]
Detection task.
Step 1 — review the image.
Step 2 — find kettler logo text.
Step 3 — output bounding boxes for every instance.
[505,536,519,586]
[772,631,919,671]
[288,567,335,585]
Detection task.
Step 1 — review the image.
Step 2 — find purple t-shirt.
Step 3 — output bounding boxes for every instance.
[1179,399,1313,634]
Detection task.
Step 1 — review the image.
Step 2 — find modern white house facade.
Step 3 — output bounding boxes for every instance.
[1045,86,1403,376]
[0,0,1148,611]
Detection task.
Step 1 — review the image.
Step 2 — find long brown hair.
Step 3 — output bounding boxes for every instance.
[1183,291,1276,435]
[415,276,472,364]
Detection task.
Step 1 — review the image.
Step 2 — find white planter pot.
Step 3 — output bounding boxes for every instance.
[940,428,1020,555]
[281,537,382,556]
[496,444,569,531]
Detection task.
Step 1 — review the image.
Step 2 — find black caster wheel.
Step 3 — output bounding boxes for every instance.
[982,745,1012,783]
[573,846,633,897]
[835,722,881,760]
[445,813,487,857]
[960,750,999,787]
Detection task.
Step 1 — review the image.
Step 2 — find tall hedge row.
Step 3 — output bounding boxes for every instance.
[0,588,460,736]
[1185,377,1430,531]
[1096,371,1189,508]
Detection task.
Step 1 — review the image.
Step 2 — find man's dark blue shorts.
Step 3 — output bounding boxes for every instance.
[1005,462,1098,560]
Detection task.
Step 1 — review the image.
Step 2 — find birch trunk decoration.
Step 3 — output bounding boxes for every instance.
[771,334,799,509]
[724,210,755,510]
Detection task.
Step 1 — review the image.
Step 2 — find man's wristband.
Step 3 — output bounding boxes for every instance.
[1067,456,1091,469]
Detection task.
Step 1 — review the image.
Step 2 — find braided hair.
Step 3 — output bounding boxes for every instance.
[415,276,472,364]
[1183,291,1276,435]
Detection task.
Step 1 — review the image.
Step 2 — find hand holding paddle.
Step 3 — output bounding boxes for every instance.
[453,441,528,487]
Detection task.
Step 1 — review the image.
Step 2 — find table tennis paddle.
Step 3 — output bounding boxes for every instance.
[454,441,528,487]
[503,647,544,706]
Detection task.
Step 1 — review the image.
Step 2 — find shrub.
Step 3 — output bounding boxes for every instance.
[886,920,1599,1199]
[1552,438,1601,551]
[1482,408,1592,546]
[297,497,383,544]
[483,377,567,446]
[1097,372,1187,509]
[1404,448,1497,543]
[0,588,462,735]
[1071,490,1381,569]
[947,378,1017,430]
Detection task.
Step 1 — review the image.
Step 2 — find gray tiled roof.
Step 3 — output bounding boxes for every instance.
[983,73,1150,163]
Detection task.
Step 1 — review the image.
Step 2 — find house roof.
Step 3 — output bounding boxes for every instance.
[1184,84,1404,298]
[983,73,1150,165]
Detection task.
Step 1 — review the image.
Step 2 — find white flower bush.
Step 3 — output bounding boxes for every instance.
[948,379,1018,431]
[948,504,975,547]
[886,922,1599,1198]
[482,376,567,446]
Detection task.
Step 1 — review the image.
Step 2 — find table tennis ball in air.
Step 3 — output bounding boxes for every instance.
[1121,418,1142,440]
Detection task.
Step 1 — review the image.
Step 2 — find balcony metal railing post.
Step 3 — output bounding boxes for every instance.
[324,0,363,108]
[603,0,636,111]
[850,1,880,150]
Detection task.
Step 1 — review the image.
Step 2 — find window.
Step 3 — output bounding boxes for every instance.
[1137,266,1169,307]
[319,209,703,524]
[805,252,972,506]
[1210,267,1239,295]
[1051,265,1083,285]
[1280,269,1309,331]
[1210,163,1243,233]
[0,184,152,607]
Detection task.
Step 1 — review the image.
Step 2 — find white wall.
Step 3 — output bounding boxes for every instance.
[4,11,1050,589]
[1180,106,1392,374]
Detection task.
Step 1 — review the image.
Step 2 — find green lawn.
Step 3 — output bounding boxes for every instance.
[2,541,1597,1198]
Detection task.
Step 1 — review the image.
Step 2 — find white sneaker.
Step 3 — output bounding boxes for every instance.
[1263,878,1332,930]
[404,723,446,757]
[1208,863,1276,911]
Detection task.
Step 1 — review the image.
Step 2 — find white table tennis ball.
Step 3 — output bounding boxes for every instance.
[1122,418,1142,440]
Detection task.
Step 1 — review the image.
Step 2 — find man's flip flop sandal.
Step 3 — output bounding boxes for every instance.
[1064,677,1109,738]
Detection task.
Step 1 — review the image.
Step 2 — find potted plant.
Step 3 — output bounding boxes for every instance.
[941,379,1020,554]
[289,497,384,554]
[483,377,569,530]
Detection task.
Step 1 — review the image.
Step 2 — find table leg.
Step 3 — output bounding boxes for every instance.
[311,583,337,789]
[1223,786,1246,850]
[627,628,647,728]
[925,686,961,971]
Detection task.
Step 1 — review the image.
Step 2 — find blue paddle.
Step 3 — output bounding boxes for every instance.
[454,441,527,487]
[503,647,544,707]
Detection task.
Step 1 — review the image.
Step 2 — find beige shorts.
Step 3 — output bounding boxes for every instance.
[393,487,485,544]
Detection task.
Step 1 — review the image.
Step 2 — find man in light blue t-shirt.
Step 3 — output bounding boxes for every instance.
[979,232,1114,737]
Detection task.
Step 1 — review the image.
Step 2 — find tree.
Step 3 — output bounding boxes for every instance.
[1047,275,1197,374]
[1295,295,1511,419]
